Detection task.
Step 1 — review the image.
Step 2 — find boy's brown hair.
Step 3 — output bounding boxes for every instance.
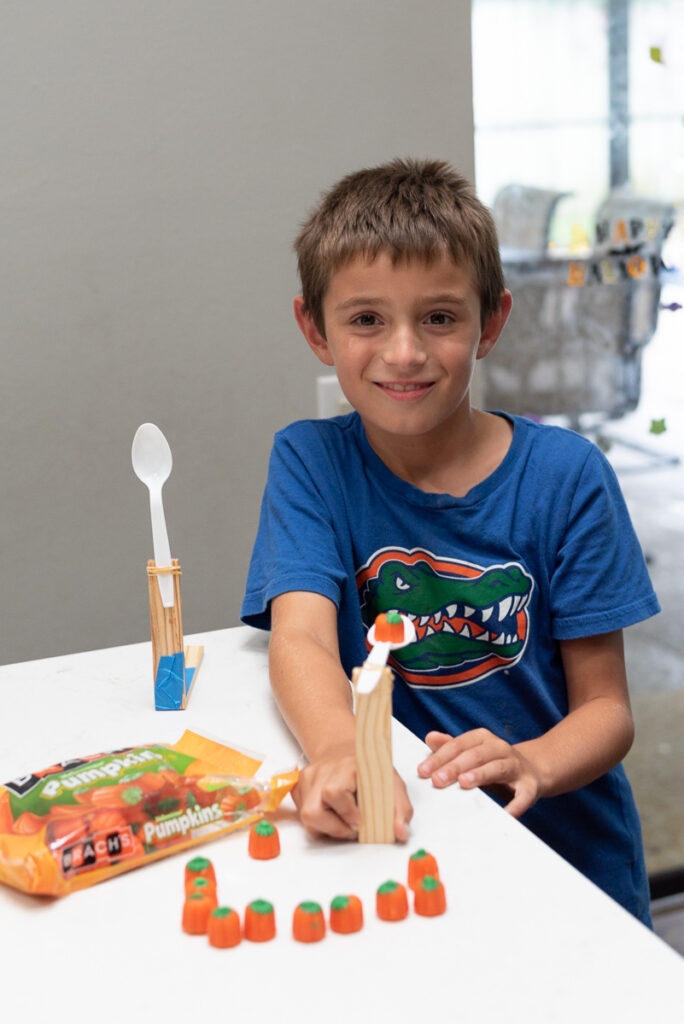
[294,157,505,335]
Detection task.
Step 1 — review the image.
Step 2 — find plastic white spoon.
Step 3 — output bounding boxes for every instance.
[355,614,417,694]
[131,423,175,608]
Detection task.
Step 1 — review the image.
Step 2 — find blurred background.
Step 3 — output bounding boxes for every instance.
[470,0,684,945]
[2,0,682,940]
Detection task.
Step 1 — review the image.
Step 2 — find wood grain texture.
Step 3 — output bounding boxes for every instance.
[352,665,395,844]
[181,645,204,709]
[147,559,184,689]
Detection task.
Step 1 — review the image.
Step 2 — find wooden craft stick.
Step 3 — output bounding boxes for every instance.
[182,645,204,709]
[147,559,184,687]
[352,664,395,844]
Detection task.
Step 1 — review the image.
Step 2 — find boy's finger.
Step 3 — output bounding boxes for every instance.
[418,734,479,777]
[418,742,458,776]
[503,781,536,819]
[393,775,413,841]
[323,787,359,833]
[431,752,485,785]
[394,815,411,842]
[456,757,512,790]
[300,805,358,840]
[424,731,452,751]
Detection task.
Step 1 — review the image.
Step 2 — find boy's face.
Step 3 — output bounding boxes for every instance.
[295,251,511,450]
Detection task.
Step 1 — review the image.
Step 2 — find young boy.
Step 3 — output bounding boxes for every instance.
[241,158,659,925]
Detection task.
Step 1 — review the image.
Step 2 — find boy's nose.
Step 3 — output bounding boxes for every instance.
[383,325,427,367]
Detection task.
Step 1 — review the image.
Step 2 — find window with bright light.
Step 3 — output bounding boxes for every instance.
[472,0,684,899]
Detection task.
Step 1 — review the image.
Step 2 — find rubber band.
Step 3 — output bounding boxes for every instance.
[146,564,182,577]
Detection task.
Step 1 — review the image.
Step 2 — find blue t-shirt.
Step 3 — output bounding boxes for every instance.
[242,412,659,923]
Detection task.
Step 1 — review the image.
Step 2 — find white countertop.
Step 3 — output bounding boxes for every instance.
[1,626,681,1022]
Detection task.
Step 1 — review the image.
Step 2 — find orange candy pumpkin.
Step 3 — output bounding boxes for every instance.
[329,894,364,934]
[374,611,405,643]
[248,819,280,860]
[292,901,326,943]
[244,899,276,942]
[187,876,218,905]
[414,875,447,917]
[182,892,214,934]
[184,855,216,889]
[207,907,242,948]
[408,848,439,891]
[376,880,409,922]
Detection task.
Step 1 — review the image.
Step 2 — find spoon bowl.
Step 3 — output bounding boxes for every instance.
[132,423,173,487]
[132,423,175,607]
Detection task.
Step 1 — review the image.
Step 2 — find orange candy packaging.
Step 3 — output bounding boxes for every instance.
[0,730,296,896]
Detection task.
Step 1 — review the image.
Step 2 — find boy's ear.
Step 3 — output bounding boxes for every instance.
[293,296,335,367]
[476,290,513,360]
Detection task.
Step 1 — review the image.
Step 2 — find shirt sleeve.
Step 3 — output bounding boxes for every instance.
[549,445,660,639]
[240,428,348,631]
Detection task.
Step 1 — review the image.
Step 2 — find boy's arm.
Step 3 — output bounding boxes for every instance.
[417,630,634,818]
[270,590,412,840]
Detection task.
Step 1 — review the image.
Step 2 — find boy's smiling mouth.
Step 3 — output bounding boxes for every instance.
[375,381,434,400]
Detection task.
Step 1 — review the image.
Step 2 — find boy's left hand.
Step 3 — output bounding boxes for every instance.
[417,729,543,819]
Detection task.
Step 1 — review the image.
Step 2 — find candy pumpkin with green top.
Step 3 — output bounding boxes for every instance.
[292,901,326,942]
[207,906,241,948]
[244,899,276,942]
[329,894,364,934]
[182,891,214,934]
[187,875,217,905]
[408,848,439,890]
[248,819,280,859]
[376,880,409,921]
[185,855,216,888]
[374,610,405,643]
[414,874,446,917]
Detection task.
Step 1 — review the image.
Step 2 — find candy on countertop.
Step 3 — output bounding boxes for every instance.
[207,906,242,948]
[329,894,364,934]
[414,875,447,917]
[182,892,214,935]
[248,819,281,860]
[185,855,216,889]
[292,901,327,943]
[376,880,409,922]
[244,899,277,942]
[407,848,439,891]
[186,875,218,904]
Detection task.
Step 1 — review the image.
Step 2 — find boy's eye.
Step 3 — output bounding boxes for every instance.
[425,311,453,325]
[353,313,381,327]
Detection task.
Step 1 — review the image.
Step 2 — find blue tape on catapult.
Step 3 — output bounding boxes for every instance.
[154,651,186,710]
[184,665,196,701]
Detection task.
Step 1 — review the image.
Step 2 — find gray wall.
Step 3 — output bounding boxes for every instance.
[2,1,475,665]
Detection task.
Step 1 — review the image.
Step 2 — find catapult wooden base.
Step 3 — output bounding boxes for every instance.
[147,559,203,710]
[352,664,394,844]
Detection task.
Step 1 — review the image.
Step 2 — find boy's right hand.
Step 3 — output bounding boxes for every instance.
[292,749,413,842]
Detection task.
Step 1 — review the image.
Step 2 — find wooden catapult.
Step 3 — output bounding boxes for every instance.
[352,612,415,843]
[132,423,203,710]
[147,559,203,710]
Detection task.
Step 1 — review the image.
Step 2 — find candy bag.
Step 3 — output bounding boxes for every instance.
[0,730,297,896]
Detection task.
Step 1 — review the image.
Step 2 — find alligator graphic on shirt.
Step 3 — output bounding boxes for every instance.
[356,548,534,687]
